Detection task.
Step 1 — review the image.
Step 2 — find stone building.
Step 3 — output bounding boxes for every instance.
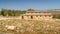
[20,11,53,20]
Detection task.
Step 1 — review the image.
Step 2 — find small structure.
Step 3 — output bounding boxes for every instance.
[20,10,53,20]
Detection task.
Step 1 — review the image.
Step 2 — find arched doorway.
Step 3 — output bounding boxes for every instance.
[31,16,33,19]
[22,16,24,19]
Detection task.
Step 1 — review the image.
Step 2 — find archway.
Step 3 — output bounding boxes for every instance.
[22,16,24,19]
[31,16,33,19]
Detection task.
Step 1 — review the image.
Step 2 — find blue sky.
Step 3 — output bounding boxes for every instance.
[0,0,60,10]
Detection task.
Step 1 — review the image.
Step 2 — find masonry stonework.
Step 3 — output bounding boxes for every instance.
[20,11,53,20]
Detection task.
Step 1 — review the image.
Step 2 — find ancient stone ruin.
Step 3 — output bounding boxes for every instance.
[19,11,53,20]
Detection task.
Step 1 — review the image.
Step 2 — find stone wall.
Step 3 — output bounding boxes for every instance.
[20,15,53,20]
[19,11,53,20]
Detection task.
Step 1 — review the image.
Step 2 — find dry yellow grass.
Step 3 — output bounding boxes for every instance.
[0,19,60,34]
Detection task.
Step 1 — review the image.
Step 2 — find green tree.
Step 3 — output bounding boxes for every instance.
[0,9,26,16]
[1,9,8,16]
[53,14,60,19]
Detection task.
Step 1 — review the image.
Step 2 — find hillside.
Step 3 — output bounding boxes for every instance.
[0,19,60,34]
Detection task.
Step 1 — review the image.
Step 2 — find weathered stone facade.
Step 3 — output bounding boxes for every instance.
[20,11,53,20]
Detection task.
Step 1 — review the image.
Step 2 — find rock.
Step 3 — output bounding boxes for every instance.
[5,25,16,30]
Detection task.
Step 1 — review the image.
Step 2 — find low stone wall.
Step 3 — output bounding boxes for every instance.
[0,16,53,20]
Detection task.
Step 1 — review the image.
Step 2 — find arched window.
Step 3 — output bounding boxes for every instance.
[36,15,38,17]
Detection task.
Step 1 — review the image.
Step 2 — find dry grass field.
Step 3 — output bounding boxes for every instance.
[0,19,60,34]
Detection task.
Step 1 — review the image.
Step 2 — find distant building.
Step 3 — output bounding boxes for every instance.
[20,10,53,20]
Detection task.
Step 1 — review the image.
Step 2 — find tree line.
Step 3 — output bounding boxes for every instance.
[0,9,35,16]
[0,9,26,16]
[53,14,60,19]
